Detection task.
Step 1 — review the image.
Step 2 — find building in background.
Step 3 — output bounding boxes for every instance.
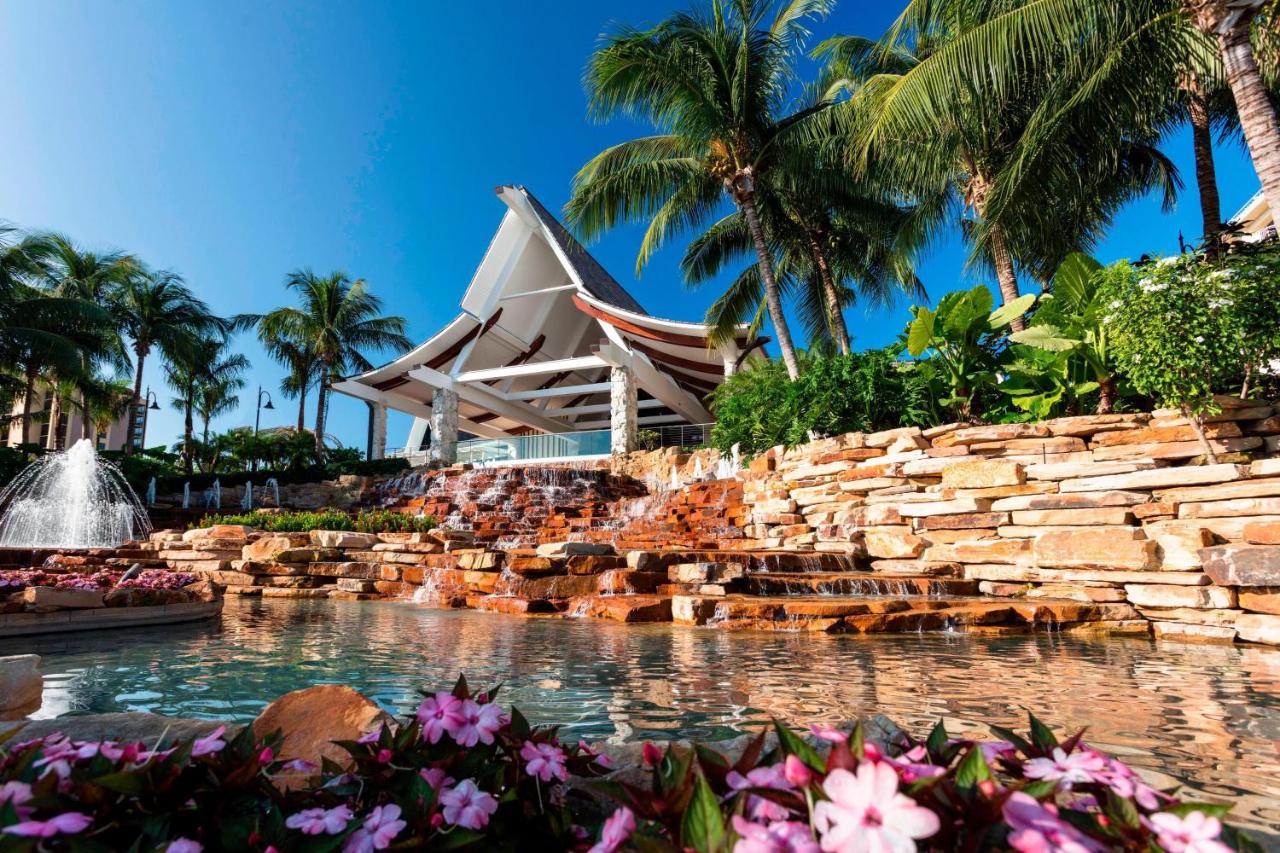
[335,185,769,466]
[4,383,139,451]
[1226,189,1277,243]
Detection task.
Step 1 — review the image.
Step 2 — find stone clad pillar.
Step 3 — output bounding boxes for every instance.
[610,366,637,455]
[369,402,387,460]
[430,387,458,464]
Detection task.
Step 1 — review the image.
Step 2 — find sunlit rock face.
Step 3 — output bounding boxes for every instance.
[0,440,150,549]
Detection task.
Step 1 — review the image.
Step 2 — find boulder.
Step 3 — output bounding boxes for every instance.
[1124,584,1236,609]
[535,542,615,558]
[1032,529,1158,571]
[0,655,42,718]
[1235,613,1280,645]
[252,685,391,778]
[242,535,310,561]
[1200,545,1280,587]
[309,531,379,549]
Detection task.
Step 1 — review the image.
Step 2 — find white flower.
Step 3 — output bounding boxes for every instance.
[1194,336,1205,344]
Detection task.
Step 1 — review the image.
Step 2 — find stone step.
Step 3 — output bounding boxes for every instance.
[743,573,978,597]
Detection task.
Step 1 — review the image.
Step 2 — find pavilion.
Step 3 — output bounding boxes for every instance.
[332,186,768,465]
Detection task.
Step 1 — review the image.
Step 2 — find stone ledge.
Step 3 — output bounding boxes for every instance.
[0,599,223,638]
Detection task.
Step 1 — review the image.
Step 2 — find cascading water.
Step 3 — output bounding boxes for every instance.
[0,439,151,548]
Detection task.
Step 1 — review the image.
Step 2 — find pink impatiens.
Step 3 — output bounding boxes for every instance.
[439,778,499,830]
[1148,811,1232,853]
[812,762,940,853]
[588,806,636,853]
[342,804,407,853]
[1023,747,1110,789]
[1003,792,1104,853]
[450,698,507,747]
[414,692,466,744]
[189,726,227,757]
[521,740,569,782]
[285,805,354,836]
[2,812,93,838]
[731,815,820,853]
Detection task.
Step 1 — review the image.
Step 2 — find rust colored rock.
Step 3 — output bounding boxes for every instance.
[933,423,1050,447]
[21,587,104,609]
[1033,529,1158,571]
[207,524,254,540]
[1091,422,1242,447]
[474,596,558,615]
[1243,521,1280,545]
[242,535,310,561]
[931,538,1032,565]
[252,685,390,785]
[919,512,1010,530]
[1200,545,1280,587]
[864,528,926,559]
[1239,588,1280,615]
[570,594,672,622]
[1009,507,1133,527]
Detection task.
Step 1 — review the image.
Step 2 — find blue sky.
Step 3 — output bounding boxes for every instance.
[0,1,1263,452]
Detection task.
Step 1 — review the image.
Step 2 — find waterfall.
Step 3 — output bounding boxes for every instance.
[182,482,190,509]
[145,477,156,506]
[266,477,280,506]
[241,480,254,511]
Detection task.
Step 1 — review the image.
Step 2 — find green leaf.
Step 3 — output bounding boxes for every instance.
[988,725,1032,755]
[906,310,935,357]
[681,772,727,853]
[989,294,1037,329]
[953,746,993,789]
[1027,712,1058,751]
[92,771,145,795]
[924,721,948,760]
[1162,802,1234,819]
[1052,252,1102,313]
[772,720,824,771]
[1009,324,1077,352]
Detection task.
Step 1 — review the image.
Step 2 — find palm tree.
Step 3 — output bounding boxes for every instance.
[72,376,134,445]
[114,268,224,454]
[31,234,133,449]
[194,372,246,446]
[166,337,250,472]
[257,324,318,431]
[566,0,837,380]
[0,226,109,444]
[823,9,1177,328]
[245,271,410,458]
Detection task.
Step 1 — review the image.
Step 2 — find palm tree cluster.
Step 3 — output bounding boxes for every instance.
[238,270,412,459]
[0,225,230,466]
[568,0,1280,371]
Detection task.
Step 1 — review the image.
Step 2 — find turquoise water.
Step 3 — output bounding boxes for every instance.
[3,597,1279,836]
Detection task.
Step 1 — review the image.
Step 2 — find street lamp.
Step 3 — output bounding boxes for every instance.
[254,386,275,436]
[138,387,160,450]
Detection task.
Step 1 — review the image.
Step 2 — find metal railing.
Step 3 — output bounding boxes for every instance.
[648,423,713,450]
[456,428,612,464]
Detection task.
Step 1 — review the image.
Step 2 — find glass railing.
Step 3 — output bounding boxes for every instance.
[455,428,613,464]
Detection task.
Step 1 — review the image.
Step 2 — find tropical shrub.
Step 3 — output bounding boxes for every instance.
[0,680,1255,851]
[904,285,1035,420]
[710,348,934,456]
[1098,248,1280,458]
[0,568,196,593]
[196,509,436,534]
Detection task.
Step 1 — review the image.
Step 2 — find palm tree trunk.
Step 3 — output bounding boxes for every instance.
[805,231,851,355]
[80,394,91,441]
[1186,85,1223,239]
[1211,9,1280,223]
[126,347,146,456]
[314,373,330,459]
[44,390,61,450]
[988,223,1026,332]
[296,381,308,432]
[738,193,801,380]
[1097,376,1117,415]
[19,368,36,446]
[182,389,195,474]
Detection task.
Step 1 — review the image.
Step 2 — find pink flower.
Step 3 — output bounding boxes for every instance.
[732,816,821,853]
[642,742,663,767]
[1023,748,1109,789]
[979,741,1017,762]
[440,779,499,830]
[357,730,381,745]
[281,759,318,773]
[784,755,814,787]
[258,747,275,763]
[0,781,33,818]
[420,767,454,790]
[286,804,355,835]
[1100,758,1164,811]
[884,746,946,784]
[1148,811,1231,853]
[813,762,940,852]
[191,726,227,757]
[728,764,794,821]
[450,699,507,747]
[589,806,636,853]
[579,740,614,768]
[376,748,394,764]
[521,741,569,783]
[2,812,93,838]
[1003,792,1104,853]
[342,804,407,853]
[810,725,848,744]
[416,692,466,744]
[166,839,203,852]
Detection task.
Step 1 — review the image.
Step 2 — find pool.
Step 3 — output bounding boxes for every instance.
[4,597,1279,836]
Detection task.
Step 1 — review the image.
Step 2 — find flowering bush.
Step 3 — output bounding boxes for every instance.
[0,569,196,594]
[0,680,1256,852]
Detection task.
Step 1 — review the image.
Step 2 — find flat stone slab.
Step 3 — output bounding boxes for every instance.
[0,599,223,638]
[0,712,231,744]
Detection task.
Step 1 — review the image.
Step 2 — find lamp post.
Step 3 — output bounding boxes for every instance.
[253,387,274,473]
[137,387,160,451]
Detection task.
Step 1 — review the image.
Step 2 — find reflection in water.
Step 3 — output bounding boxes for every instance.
[4,598,1279,835]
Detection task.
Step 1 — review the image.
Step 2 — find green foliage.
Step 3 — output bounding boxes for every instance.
[903,285,1035,418]
[1098,248,1280,417]
[710,347,934,457]
[196,509,436,533]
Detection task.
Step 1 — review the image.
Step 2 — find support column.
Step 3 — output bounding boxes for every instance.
[367,402,387,460]
[610,366,637,455]
[430,387,458,464]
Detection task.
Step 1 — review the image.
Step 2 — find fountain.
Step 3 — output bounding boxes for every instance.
[241,480,253,511]
[0,439,151,548]
[182,482,190,509]
[265,477,279,507]
[145,477,156,506]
